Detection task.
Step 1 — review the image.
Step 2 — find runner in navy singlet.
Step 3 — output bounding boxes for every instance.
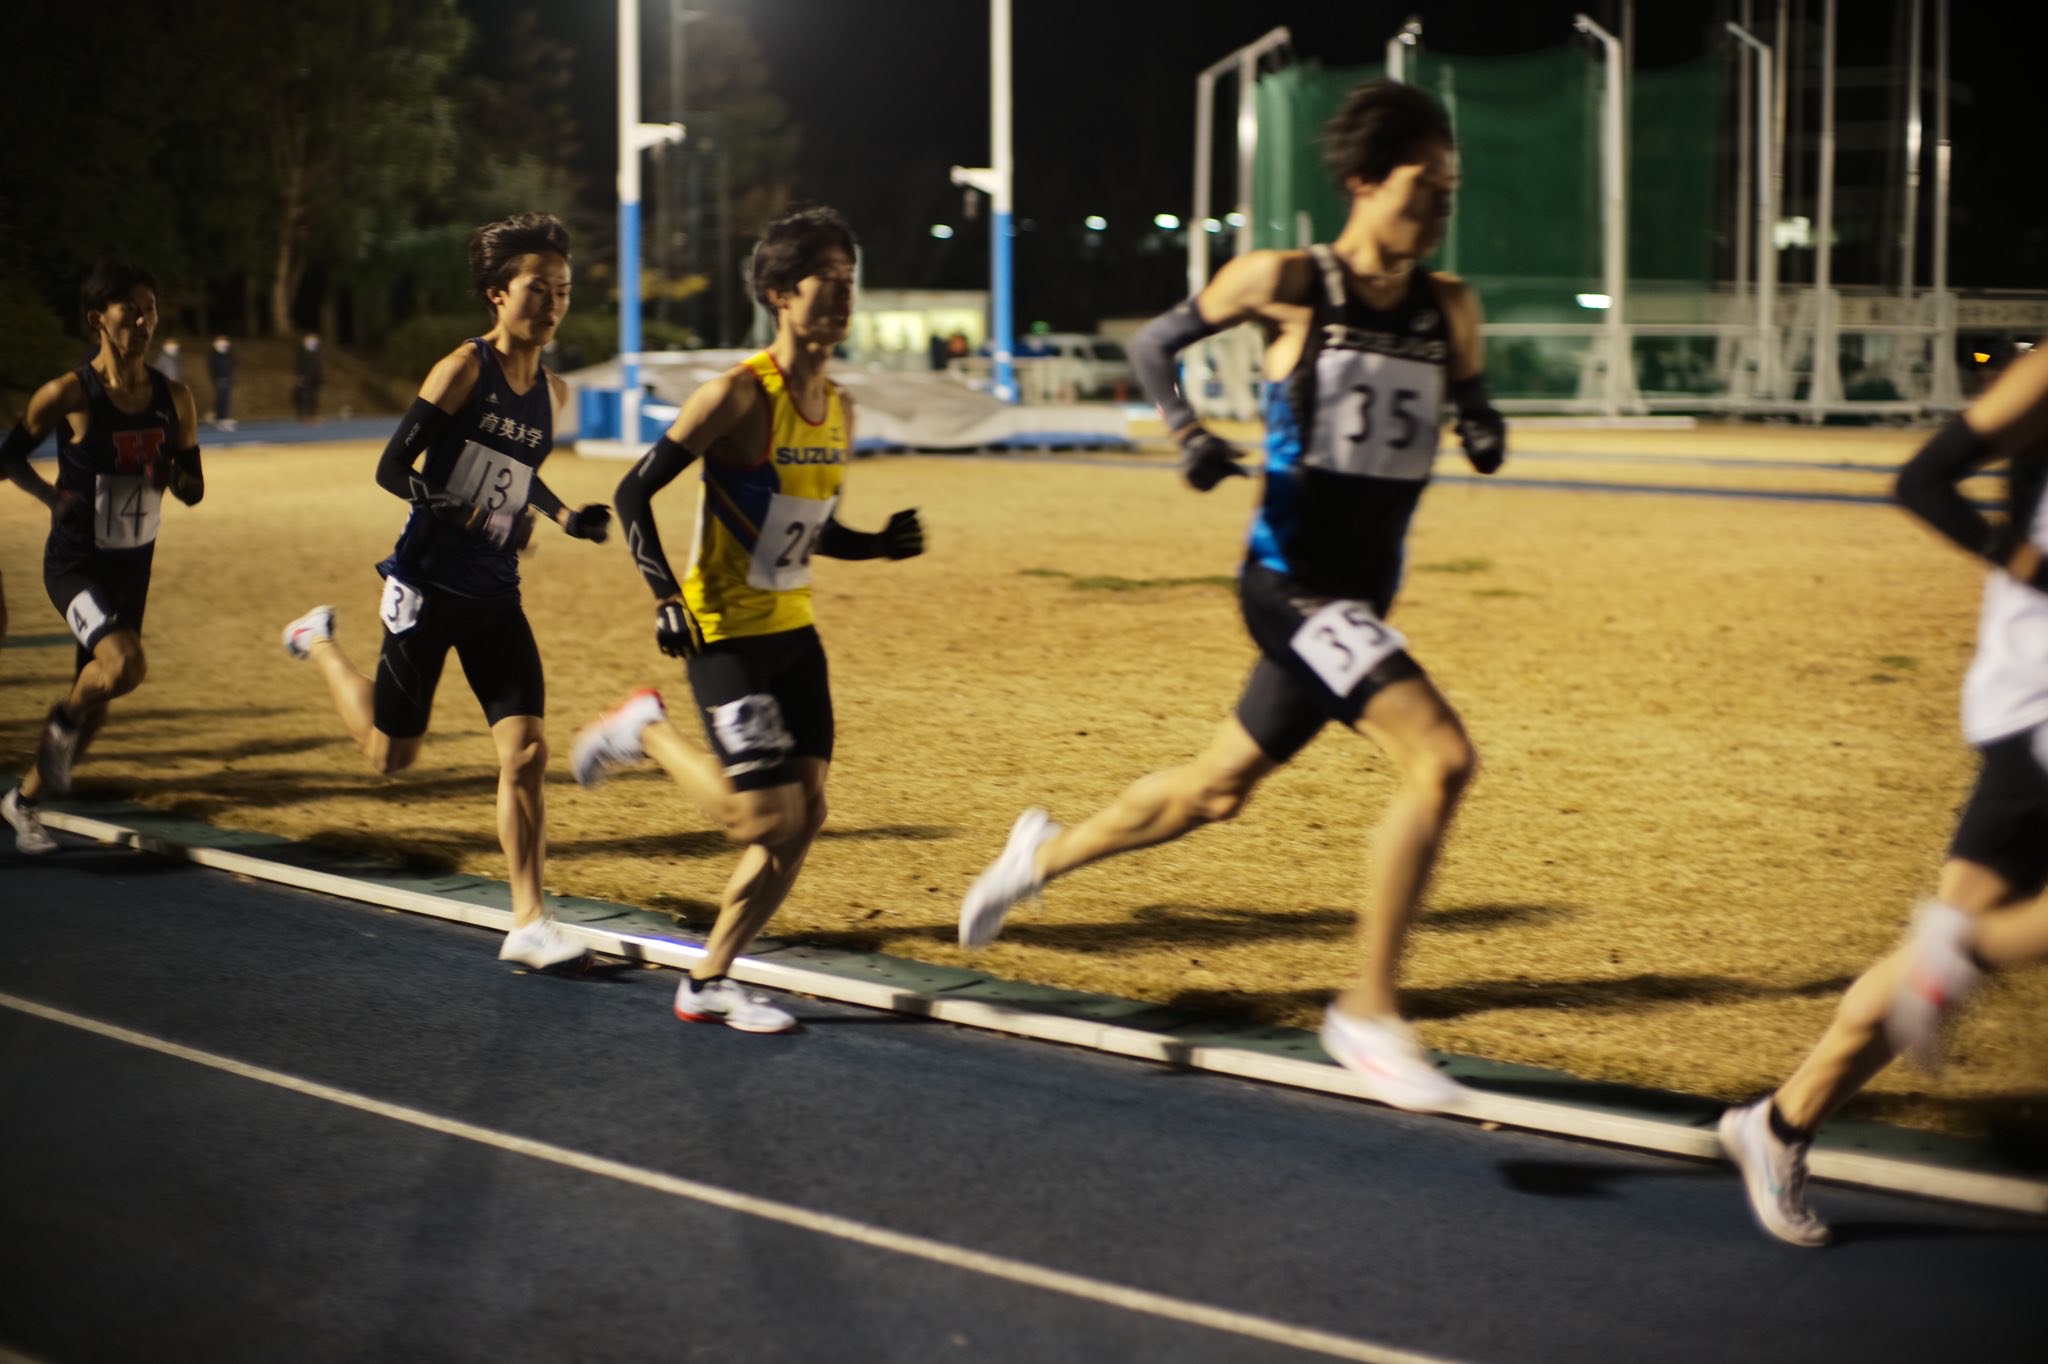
[0,260,204,854]
[958,81,1508,1114]
[278,213,613,971]
[1719,344,2048,1248]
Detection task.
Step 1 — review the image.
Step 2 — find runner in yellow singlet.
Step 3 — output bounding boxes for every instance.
[571,206,925,1033]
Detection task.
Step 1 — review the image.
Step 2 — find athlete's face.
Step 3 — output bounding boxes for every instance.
[490,252,572,346]
[774,245,856,347]
[1351,139,1457,262]
[91,287,158,360]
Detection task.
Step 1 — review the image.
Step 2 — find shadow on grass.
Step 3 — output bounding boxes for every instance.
[89,733,353,763]
[1837,1091,2048,1169]
[282,822,958,876]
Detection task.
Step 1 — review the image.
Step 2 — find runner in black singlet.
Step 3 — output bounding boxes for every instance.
[1,260,204,855]
[958,81,1509,1114]
[278,214,612,971]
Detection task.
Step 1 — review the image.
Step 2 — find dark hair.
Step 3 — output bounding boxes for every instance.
[469,213,572,303]
[80,258,158,328]
[1321,80,1454,190]
[752,206,857,308]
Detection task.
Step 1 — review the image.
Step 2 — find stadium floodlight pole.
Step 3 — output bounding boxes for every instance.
[1385,17,1421,84]
[1931,0,1958,407]
[1190,26,1290,297]
[1727,22,1776,401]
[617,0,686,442]
[1575,14,1630,417]
[1811,0,1838,422]
[950,0,1016,403]
[1901,0,1923,304]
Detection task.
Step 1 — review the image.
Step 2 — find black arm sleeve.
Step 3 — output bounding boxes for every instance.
[615,434,699,599]
[528,477,564,521]
[0,421,53,497]
[170,446,204,506]
[375,397,456,503]
[1894,415,2005,560]
[815,514,884,561]
[1130,299,1224,434]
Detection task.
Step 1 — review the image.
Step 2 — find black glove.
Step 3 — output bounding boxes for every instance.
[1178,428,1249,492]
[51,490,90,533]
[566,503,612,543]
[882,508,924,559]
[655,599,704,659]
[1457,406,1507,475]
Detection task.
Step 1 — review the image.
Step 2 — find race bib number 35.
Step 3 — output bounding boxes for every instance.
[748,492,839,591]
[447,440,534,515]
[94,474,163,550]
[1290,599,1409,698]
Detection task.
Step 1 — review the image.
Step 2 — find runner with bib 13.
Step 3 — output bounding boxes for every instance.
[958,80,1506,1115]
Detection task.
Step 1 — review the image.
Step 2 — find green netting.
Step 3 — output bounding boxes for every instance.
[1251,48,1720,328]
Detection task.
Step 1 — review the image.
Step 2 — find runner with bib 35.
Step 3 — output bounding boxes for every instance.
[958,80,1506,1114]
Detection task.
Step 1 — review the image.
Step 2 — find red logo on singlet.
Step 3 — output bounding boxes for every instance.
[111,428,167,473]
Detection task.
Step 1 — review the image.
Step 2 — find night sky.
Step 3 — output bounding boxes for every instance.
[492,0,2039,323]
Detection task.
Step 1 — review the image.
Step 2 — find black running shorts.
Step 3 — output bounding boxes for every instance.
[44,548,153,671]
[1948,725,2048,898]
[686,625,833,792]
[1234,563,1424,762]
[372,577,545,739]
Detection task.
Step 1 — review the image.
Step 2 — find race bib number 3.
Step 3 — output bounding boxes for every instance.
[94,474,162,550]
[1290,600,1409,698]
[748,492,838,591]
[447,440,534,515]
[380,577,425,635]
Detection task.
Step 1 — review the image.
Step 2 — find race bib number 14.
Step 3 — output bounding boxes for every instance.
[1289,600,1408,698]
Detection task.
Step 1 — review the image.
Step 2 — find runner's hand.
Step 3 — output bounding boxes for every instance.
[655,599,703,658]
[883,508,924,559]
[1178,428,1249,492]
[566,503,612,543]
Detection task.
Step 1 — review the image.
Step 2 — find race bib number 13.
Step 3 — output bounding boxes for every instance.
[1290,600,1408,698]
[447,440,534,515]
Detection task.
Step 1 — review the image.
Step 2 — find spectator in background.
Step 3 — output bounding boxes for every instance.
[208,336,237,430]
[157,338,182,383]
[293,333,323,421]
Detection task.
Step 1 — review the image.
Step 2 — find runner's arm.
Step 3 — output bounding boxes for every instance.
[1437,275,1506,474]
[614,371,756,600]
[1895,344,2048,585]
[0,375,85,509]
[373,348,479,504]
[164,380,204,505]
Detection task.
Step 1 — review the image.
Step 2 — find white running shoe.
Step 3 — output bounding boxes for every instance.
[958,807,1059,949]
[674,976,797,1033]
[1318,1006,1472,1114]
[1718,1100,1830,1248]
[1885,900,1983,1073]
[2,786,58,856]
[498,916,590,972]
[570,688,667,788]
[34,706,81,797]
[281,605,336,660]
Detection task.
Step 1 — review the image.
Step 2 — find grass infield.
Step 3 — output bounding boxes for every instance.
[2,422,2042,1142]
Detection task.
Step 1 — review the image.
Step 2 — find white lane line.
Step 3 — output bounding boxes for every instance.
[0,991,1462,1364]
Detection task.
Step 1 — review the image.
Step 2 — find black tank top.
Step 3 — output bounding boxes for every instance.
[1250,253,1453,607]
[379,338,554,598]
[48,363,179,565]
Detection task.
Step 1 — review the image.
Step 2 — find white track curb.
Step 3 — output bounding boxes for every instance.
[38,808,2048,1219]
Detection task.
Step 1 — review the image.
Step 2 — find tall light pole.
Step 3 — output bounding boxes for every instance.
[1576,13,1632,416]
[1728,21,1777,400]
[950,0,1015,402]
[618,0,684,442]
[1385,17,1421,83]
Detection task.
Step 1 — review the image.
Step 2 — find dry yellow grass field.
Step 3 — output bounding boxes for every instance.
[3,424,2043,1139]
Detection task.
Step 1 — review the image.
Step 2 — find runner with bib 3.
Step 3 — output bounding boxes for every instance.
[277,213,610,974]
